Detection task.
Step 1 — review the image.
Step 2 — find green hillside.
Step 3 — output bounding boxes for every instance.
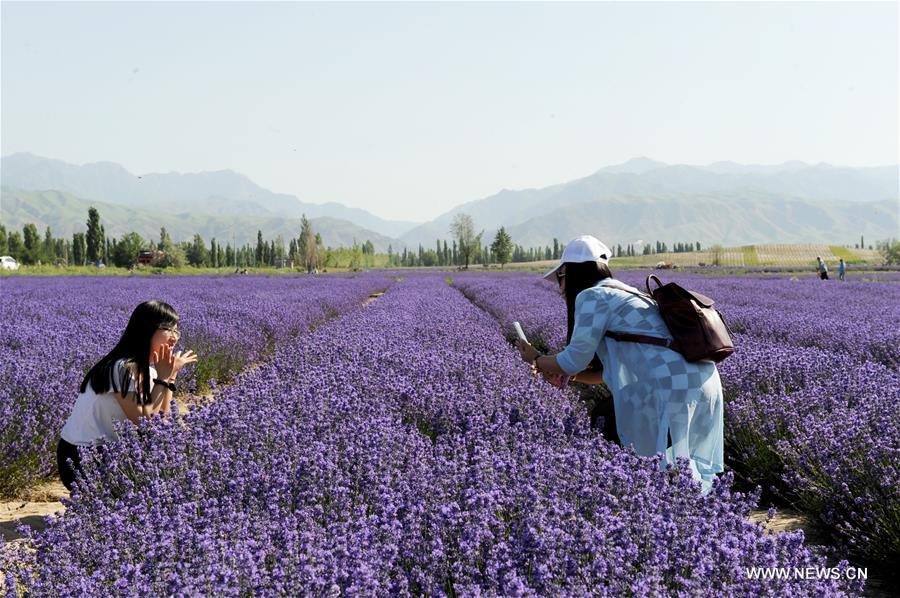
[0,188,395,251]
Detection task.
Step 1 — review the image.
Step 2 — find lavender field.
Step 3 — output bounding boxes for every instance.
[1,271,895,595]
[453,270,900,567]
[0,274,393,497]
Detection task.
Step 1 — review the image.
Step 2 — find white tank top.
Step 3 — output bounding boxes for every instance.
[61,360,157,446]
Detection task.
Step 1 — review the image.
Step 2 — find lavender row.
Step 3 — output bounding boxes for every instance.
[451,270,900,564]
[0,273,392,497]
[2,275,861,595]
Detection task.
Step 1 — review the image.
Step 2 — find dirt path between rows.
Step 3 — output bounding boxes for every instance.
[362,291,384,307]
[0,480,69,544]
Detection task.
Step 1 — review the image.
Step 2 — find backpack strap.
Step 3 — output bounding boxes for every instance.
[600,279,654,304]
[605,330,674,348]
[599,280,674,349]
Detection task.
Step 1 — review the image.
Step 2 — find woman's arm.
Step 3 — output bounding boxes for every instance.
[114,382,173,423]
[571,369,604,385]
[532,354,604,384]
[517,291,610,379]
[142,380,174,417]
[533,353,566,375]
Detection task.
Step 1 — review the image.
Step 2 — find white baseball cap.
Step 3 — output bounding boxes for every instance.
[543,235,611,280]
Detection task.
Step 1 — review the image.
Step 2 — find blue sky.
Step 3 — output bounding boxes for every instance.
[2,1,897,221]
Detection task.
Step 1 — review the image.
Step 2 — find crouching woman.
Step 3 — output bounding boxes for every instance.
[518,236,724,492]
[57,300,198,491]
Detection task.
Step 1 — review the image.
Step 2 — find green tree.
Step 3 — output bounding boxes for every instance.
[349,239,362,271]
[22,223,41,265]
[158,227,171,251]
[491,226,513,268]
[85,207,103,263]
[879,239,900,265]
[298,215,318,272]
[42,226,55,263]
[72,233,86,265]
[187,234,208,267]
[153,234,185,268]
[450,213,483,269]
[113,232,146,267]
[0,224,8,255]
[210,238,219,268]
[255,230,264,265]
[7,231,23,260]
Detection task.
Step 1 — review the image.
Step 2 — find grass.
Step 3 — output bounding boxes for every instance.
[741,246,760,267]
[828,245,859,262]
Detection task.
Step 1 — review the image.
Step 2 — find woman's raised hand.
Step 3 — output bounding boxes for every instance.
[152,343,198,380]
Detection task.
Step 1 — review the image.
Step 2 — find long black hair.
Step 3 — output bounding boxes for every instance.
[563,260,613,371]
[80,300,180,405]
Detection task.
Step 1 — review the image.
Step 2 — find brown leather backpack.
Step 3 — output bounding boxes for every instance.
[605,275,734,363]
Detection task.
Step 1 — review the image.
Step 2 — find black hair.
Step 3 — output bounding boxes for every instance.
[80,300,180,405]
[562,260,612,372]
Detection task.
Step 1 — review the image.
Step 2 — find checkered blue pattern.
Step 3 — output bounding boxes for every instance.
[556,279,724,492]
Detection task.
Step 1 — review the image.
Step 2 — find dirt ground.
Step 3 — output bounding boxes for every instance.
[0,480,69,543]
[749,507,826,543]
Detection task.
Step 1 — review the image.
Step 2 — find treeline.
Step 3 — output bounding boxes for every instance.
[2,206,713,271]
[0,208,342,270]
[385,234,705,268]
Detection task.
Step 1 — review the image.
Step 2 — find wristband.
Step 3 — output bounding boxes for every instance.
[153,378,176,392]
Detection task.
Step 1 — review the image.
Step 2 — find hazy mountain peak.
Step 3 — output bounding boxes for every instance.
[1,152,421,239]
[599,157,668,175]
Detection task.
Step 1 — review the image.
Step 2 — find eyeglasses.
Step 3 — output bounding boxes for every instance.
[159,326,181,340]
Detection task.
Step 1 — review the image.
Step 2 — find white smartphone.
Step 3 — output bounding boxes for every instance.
[513,321,528,343]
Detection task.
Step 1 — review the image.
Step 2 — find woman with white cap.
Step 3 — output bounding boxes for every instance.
[517,235,724,492]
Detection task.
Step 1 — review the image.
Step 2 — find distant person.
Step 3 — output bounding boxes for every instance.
[838,258,846,281]
[816,256,829,280]
[516,235,724,492]
[57,300,198,491]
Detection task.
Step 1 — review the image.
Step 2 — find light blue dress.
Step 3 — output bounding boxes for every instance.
[556,279,724,492]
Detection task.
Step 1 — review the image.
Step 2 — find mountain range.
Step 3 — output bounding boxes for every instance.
[2,153,897,249]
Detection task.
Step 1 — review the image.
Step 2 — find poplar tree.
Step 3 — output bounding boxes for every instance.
[86,207,103,262]
[22,223,41,265]
[256,230,264,265]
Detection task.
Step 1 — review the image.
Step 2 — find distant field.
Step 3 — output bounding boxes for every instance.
[0,244,888,276]
[504,243,884,270]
